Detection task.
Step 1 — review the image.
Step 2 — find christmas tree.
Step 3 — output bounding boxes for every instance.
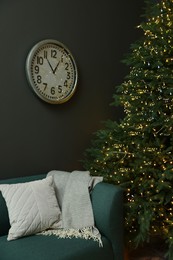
[83,0,173,258]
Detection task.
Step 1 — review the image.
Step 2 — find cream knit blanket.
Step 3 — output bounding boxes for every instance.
[40,170,103,246]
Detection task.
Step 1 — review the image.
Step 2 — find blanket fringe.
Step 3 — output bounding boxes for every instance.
[38,226,103,247]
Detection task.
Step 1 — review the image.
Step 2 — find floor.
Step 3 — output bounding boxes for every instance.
[126,238,168,260]
[129,253,167,260]
[130,258,166,260]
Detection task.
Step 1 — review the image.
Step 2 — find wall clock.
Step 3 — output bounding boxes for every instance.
[26,39,78,104]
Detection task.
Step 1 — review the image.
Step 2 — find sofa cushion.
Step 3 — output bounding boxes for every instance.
[0,234,114,260]
[0,176,61,241]
[0,174,46,236]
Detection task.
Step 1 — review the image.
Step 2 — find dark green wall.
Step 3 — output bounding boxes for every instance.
[0,0,144,179]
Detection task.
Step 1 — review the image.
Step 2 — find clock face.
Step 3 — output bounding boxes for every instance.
[26,39,78,104]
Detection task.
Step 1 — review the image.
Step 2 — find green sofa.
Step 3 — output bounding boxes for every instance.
[0,174,124,260]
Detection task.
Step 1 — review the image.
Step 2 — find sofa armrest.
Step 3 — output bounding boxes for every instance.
[91,182,124,260]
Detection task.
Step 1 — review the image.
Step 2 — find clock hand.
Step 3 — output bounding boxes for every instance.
[46,58,54,73]
[53,61,60,74]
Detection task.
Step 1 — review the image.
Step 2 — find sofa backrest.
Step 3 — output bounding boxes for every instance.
[0,174,46,236]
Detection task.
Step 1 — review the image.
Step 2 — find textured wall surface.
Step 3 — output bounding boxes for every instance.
[0,0,144,179]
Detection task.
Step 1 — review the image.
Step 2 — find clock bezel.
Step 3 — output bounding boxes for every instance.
[25,39,78,104]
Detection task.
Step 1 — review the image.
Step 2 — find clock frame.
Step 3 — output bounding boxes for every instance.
[26,39,78,104]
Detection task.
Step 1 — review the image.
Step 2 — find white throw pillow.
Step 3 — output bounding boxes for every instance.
[0,176,61,241]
